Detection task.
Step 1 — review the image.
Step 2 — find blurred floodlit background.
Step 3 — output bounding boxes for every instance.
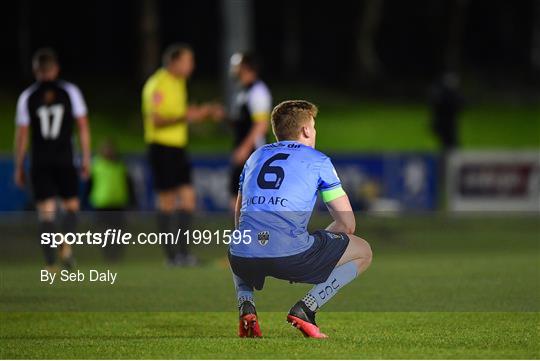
[1,0,539,212]
[0,0,538,314]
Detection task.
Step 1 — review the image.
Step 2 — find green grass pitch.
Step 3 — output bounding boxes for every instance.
[1,215,538,359]
[2,312,537,359]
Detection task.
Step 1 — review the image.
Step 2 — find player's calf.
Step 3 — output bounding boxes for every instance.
[288,235,372,338]
[37,199,57,267]
[38,219,57,266]
[59,209,78,270]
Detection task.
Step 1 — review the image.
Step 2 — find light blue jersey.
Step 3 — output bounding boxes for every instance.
[230,141,345,258]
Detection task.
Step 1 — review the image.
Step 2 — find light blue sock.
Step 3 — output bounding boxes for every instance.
[303,261,358,311]
[232,273,254,307]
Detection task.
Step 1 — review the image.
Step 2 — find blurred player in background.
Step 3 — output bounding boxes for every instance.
[229,100,373,338]
[228,53,272,210]
[88,138,134,213]
[429,72,464,207]
[429,72,464,152]
[13,48,91,270]
[87,138,134,262]
[142,43,223,266]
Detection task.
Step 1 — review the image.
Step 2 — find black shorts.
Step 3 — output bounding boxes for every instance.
[31,164,79,202]
[229,163,244,196]
[229,230,350,290]
[148,143,192,191]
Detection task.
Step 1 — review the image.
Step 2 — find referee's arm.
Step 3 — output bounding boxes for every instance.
[150,104,213,128]
[151,112,188,128]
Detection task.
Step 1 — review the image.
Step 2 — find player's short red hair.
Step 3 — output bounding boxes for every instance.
[271,100,318,141]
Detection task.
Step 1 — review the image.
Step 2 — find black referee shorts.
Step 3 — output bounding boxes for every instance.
[31,163,79,202]
[148,143,192,191]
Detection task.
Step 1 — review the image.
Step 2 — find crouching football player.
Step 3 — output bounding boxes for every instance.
[228,100,373,338]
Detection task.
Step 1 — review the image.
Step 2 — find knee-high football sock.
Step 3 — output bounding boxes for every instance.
[61,210,77,233]
[60,211,77,261]
[232,273,254,307]
[157,212,175,262]
[175,210,193,256]
[302,261,358,312]
[39,220,56,266]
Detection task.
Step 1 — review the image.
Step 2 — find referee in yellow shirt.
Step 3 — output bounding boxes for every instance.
[142,44,222,266]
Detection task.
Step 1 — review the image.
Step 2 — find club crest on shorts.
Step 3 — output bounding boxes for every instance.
[257,231,270,246]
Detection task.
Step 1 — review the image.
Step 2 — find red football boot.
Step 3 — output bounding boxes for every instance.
[238,300,262,338]
[287,301,327,339]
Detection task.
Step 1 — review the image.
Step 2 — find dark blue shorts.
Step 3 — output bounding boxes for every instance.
[228,230,349,290]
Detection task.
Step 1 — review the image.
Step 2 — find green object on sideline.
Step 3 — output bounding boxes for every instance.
[89,156,129,208]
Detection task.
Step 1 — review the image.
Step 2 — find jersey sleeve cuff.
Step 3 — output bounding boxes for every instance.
[320,186,346,203]
[15,118,30,126]
[251,112,270,122]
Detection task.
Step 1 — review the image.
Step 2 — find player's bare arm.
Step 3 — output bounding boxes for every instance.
[234,192,242,229]
[13,124,29,188]
[77,116,91,179]
[233,119,268,165]
[325,194,356,234]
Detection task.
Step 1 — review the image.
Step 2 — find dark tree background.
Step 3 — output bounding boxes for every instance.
[0,0,537,95]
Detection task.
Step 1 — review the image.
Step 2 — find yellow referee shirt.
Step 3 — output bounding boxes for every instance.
[142,68,188,148]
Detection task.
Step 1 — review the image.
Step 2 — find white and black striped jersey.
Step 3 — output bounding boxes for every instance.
[15,80,87,166]
[230,80,272,148]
